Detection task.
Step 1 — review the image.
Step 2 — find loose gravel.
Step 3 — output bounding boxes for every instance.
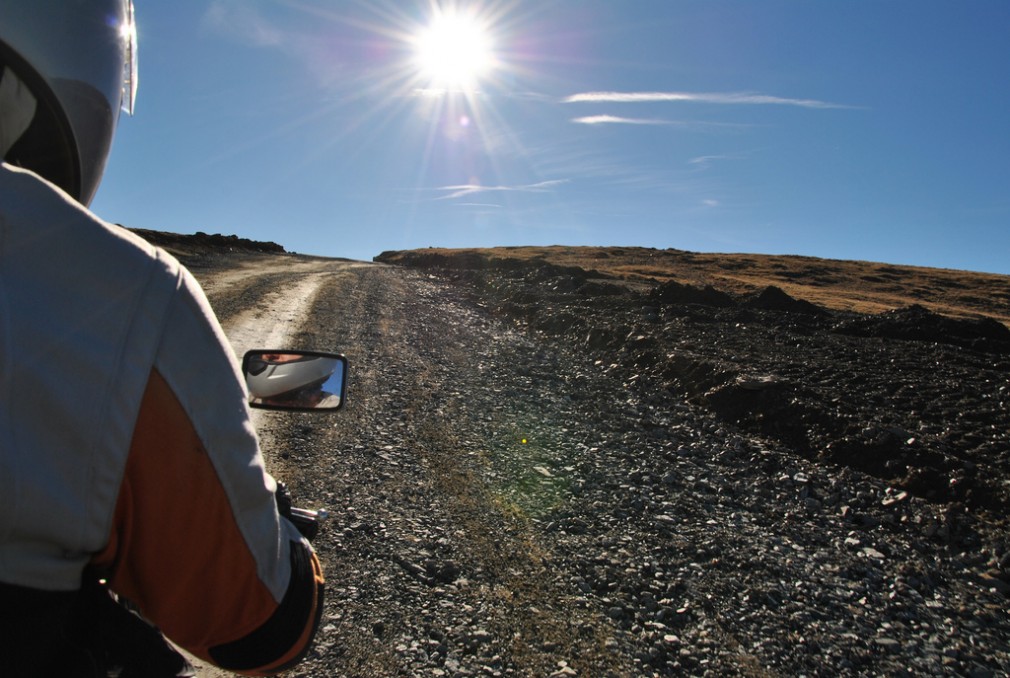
[189,252,1009,677]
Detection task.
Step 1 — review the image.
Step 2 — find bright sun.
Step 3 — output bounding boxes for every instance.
[413,11,494,90]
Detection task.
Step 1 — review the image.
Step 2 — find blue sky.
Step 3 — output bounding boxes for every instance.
[92,1,1010,274]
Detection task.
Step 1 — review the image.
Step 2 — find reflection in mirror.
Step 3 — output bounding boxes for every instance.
[242,350,347,411]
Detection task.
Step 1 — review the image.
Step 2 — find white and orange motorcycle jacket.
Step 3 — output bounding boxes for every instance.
[0,163,323,675]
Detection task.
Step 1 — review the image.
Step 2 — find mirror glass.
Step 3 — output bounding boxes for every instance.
[242,350,347,411]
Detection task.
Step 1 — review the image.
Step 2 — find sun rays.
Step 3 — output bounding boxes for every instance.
[412,9,496,91]
[200,0,559,244]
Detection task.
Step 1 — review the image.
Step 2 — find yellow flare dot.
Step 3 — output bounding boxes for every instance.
[521,438,527,444]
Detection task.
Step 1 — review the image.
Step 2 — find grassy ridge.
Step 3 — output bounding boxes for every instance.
[377,246,1010,326]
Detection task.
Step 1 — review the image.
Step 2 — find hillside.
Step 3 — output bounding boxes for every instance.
[130,231,1010,675]
[376,245,1010,511]
[376,246,1010,327]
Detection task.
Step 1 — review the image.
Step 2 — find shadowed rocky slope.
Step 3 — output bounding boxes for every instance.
[376,247,1010,515]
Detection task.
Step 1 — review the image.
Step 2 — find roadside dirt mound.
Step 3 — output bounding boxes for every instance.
[742,285,826,315]
[835,303,1010,353]
[128,227,286,259]
[380,248,1010,516]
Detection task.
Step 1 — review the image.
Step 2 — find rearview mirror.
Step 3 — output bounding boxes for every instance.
[242,350,347,411]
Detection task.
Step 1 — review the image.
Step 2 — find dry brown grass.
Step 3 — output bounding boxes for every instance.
[393,246,1010,326]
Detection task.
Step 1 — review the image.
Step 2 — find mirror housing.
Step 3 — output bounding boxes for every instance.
[242,350,347,411]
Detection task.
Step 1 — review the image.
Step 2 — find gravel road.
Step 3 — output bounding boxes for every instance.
[185,253,1008,677]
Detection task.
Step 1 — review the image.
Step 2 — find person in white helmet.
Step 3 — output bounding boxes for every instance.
[0,1,324,675]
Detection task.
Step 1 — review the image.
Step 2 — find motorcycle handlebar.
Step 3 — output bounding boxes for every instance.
[276,481,326,542]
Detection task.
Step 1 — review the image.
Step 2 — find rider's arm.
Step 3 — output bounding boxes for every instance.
[92,267,324,676]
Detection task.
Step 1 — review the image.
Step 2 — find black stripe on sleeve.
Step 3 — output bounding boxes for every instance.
[208,539,324,673]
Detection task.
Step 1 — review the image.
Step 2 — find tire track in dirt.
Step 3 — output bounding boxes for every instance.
[189,258,762,676]
[182,257,369,678]
[251,264,636,676]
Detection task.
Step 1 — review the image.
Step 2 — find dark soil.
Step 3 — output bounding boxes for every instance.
[376,248,1010,516]
[128,227,286,260]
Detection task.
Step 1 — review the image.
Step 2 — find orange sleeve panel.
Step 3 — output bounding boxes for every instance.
[92,369,324,676]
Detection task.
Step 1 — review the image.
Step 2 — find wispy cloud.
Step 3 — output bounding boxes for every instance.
[436,179,568,200]
[690,154,729,166]
[564,91,848,109]
[572,116,751,131]
[572,115,672,126]
[689,152,751,170]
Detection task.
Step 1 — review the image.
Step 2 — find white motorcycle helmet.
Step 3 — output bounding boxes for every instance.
[0,0,137,206]
[245,354,339,400]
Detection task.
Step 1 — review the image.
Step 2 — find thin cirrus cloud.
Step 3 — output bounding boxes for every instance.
[572,115,671,126]
[436,179,569,200]
[571,116,750,130]
[689,153,750,170]
[563,90,848,109]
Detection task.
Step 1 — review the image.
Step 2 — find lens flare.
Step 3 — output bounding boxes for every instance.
[413,10,495,90]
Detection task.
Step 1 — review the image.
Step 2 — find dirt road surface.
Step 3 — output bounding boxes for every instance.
[193,255,634,677]
[182,253,1008,677]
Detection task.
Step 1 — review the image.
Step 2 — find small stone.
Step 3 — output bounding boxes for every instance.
[862,547,886,561]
